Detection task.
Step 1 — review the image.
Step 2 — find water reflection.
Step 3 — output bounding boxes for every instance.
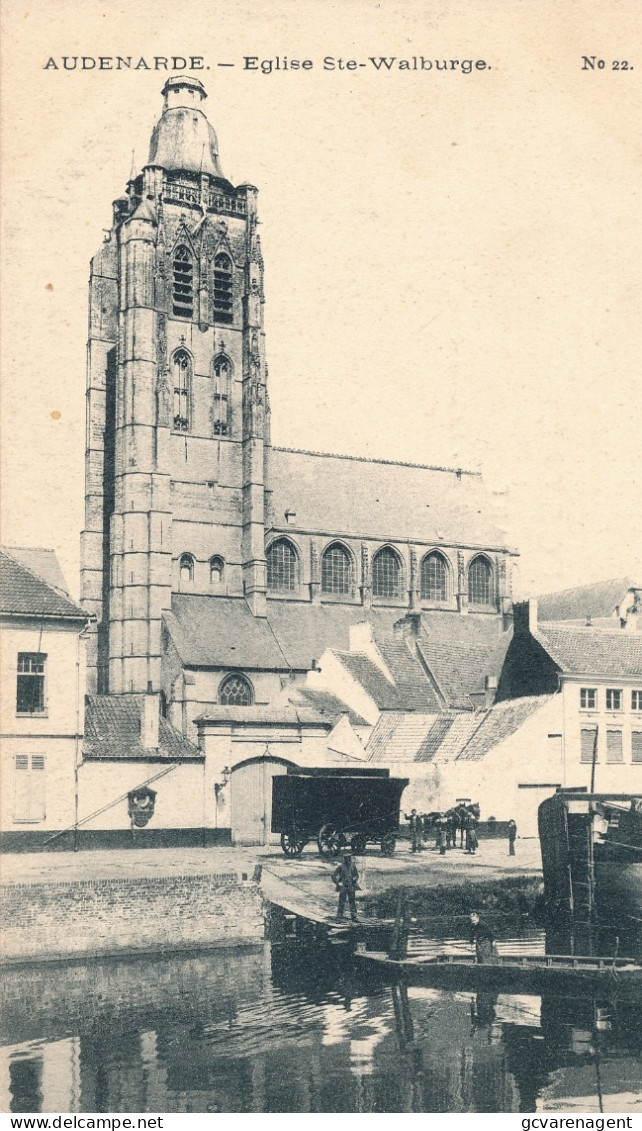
[1,939,641,1113]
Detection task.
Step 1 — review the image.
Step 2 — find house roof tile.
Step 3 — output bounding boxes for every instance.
[455,696,552,761]
[367,712,439,762]
[416,614,511,708]
[537,578,638,622]
[84,695,203,761]
[0,548,87,620]
[535,625,642,679]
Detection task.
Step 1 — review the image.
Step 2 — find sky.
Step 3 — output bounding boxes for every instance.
[1,0,640,600]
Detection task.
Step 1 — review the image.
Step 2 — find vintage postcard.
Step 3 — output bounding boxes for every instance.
[1,0,641,1118]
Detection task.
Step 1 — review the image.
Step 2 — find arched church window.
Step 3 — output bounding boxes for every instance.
[213,253,233,324]
[179,553,194,587]
[172,245,194,318]
[219,672,253,706]
[372,547,402,600]
[468,555,493,606]
[421,552,448,602]
[267,539,297,592]
[172,349,191,432]
[210,555,225,588]
[321,543,352,595]
[212,354,231,435]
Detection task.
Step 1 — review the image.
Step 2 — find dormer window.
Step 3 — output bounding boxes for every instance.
[213,253,233,324]
[172,245,194,318]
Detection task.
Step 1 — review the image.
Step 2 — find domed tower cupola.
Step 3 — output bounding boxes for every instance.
[147,76,224,178]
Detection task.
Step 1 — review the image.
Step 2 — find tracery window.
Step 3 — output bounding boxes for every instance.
[172,245,194,318]
[420,552,448,602]
[172,349,191,432]
[321,543,351,595]
[267,539,297,592]
[210,556,224,588]
[179,553,194,587]
[212,354,231,435]
[213,253,233,324]
[468,556,493,606]
[372,547,402,600]
[219,672,253,706]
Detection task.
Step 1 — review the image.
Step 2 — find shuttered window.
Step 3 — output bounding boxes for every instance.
[580,728,598,764]
[606,730,623,763]
[632,732,642,763]
[14,755,46,822]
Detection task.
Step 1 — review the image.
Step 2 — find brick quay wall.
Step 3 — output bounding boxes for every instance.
[0,870,266,963]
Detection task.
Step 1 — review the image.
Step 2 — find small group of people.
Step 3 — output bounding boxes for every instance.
[405,808,518,857]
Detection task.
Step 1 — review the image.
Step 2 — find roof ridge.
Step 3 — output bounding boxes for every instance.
[273,446,480,478]
[1,547,73,602]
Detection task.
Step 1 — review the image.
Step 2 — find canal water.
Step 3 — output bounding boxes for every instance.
[2,920,641,1114]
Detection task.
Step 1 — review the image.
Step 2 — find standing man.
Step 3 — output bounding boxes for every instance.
[469,911,497,963]
[507,819,517,856]
[332,850,360,922]
[405,809,422,853]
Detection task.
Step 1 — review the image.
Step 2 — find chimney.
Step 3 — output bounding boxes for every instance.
[485,675,498,709]
[512,598,538,636]
[141,688,160,750]
[393,613,422,639]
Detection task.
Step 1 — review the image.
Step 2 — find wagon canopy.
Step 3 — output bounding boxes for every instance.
[271,768,408,838]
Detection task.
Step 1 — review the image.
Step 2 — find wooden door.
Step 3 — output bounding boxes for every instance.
[230,758,291,846]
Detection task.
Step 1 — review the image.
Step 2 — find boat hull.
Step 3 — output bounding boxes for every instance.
[595,862,642,920]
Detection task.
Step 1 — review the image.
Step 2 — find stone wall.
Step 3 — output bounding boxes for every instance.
[0,871,265,962]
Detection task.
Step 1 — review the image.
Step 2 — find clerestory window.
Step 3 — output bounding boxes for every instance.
[421,552,448,602]
[267,539,297,592]
[372,548,402,600]
[468,556,493,606]
[321,544,352,595]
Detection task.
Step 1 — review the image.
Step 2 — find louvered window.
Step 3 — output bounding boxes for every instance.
[213,253,233,324]
[632,732,642,763]
[212,354,231,435]
[14,754,46,821]
[172,245,194,318]
[580,727,598,764]
[606,730,623,763]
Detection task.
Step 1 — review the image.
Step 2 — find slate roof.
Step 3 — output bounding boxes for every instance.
[84,695,203,761]
[165,595,402,671]
[455,696,552,761]
[269,447,510,549]
[0,548,87,620]
[376,635,442,711]
[416,613,511,708]
[535,625,642,679]
[334,651,401,709]
[537,578,637,623]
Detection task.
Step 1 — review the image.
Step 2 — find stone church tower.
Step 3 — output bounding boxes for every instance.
[81,76,269,695]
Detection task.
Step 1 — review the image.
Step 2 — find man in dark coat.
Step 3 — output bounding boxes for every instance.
[405,809,423,853]
[469,912,497,963]
[507,819,517,855]
[332,851,360,922]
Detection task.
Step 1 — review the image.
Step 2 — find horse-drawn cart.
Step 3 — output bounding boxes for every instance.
[272,767,409,858]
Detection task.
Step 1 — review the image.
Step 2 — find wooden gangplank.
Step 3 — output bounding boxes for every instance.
[261,867,393,932]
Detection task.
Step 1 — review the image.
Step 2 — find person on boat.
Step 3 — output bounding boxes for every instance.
[332,850,360,922]
[507,819,517,856]
[469,911,497,963]
[405,809,423,853]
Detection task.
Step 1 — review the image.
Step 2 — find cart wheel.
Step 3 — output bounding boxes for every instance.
[381,834,396,856]
[350,833,367,855]
[317,823,346,858]
[280,831,305,857]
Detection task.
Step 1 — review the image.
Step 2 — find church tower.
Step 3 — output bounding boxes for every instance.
[81,77,269,695]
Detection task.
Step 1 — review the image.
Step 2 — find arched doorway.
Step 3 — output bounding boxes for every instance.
[230,753,298,846]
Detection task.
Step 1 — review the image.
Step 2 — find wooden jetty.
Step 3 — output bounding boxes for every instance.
[354,949,642,998]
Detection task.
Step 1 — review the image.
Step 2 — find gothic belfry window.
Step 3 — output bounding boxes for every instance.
[212,354,231,435]
[213,253,233,324]
[172,349,191,432]
[172,245,194,318]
